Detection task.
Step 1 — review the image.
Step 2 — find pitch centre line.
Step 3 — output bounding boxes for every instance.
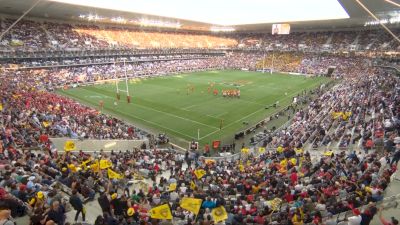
[182,104,198,110]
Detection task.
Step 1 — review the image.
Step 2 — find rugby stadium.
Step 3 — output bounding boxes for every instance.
[0,0,399,225]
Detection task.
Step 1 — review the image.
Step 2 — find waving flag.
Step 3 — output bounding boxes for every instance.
[180,197,202,215]
[211,206,228,223]
[194,169,206,179]
[64,140,76,152]
[150,204,173,220]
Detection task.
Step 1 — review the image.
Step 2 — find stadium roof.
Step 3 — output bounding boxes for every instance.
[0,0,399,31]
[46,0,350,26]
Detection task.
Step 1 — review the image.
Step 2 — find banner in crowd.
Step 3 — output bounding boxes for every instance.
[90,161,100,173]
[99,159,113,169]
[269,198,283,211]
[190,181,196,190]
[272,24,291,34]
[107,168,123,179]
[241,148,250,154]
[332,111,352,120]
[150,204,173,220]
[64,140,76,152]
[211,206,228,223]
[168,183,177,191]
[194,169,206,179]
[180,197,202,215]
[42,121,52,128]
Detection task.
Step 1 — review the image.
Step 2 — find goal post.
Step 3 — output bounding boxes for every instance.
[114,59,131,103]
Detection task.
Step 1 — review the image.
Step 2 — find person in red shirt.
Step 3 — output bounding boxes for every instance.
[284,190,294,203]
[290,169,298,185]
[254,213,265,224]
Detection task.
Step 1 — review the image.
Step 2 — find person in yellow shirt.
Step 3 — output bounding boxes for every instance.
[292,210,304,225]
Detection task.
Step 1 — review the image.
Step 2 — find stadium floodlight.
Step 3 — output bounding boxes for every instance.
[137,18,182,28]
[48,0,349,26]
[210,27,235,32]
[111,17,127,23]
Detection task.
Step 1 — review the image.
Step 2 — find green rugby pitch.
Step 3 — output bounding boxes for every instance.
[58,70,330,148]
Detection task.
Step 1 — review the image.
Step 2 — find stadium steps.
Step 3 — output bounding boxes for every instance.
[325,33,333,45]
[41,24,57,47]
[352,32,361,45]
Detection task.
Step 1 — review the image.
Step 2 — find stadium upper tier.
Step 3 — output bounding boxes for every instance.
[0,18,399,51]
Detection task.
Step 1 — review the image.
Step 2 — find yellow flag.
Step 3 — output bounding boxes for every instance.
[270,198,282,211]
[211,206,228,223]
[168,183,177,191]
[190,181,196,190]
[238,164,244,172]
[81,158,92,168]
[180,197,202,215]
[194,169,206,179]
[150,204,173,220]
[64,140,76,151]
[258,147,266,154]
[295,148,303,154]
[323,151,333,156]
[90,161,100,173]
[68,164,77,173]
[42,121,51,128]
[241,148,250,154]
[0,104,3,111]
[108,168,123,179]
[100,159,113,169]
[246,160,251,166]
[280,159,288,167]
[205,159,216,164]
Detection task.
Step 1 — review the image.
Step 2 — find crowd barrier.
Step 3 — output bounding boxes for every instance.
[50,137,148,152]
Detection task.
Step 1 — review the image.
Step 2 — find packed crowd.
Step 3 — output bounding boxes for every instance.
[2,53,262,87]
[1,17,399,52]
[3,52,376,87]
[0,69,144,142]
[260,68,399,154]
[0,18,236,50]
[238,29,400,52]
[0,53,398,225]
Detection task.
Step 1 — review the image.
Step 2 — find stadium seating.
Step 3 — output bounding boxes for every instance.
[1,18,399,51]
[0,15,399,225]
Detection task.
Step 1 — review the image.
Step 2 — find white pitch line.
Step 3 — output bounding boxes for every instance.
[199,82,319,140]
[116,109,199,140]
[133,102,220,130]
[182,104,198,110]
[69,91,200,140]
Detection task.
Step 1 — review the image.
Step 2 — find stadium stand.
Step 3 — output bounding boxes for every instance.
[0,7,399,225]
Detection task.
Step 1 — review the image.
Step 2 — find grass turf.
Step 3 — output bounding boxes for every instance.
[57,70,330,148]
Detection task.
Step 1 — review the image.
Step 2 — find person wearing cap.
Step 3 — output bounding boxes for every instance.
[379,207,399,225]
[69,189,86,222]
[17,184,27,203]
[110,193,124,218]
